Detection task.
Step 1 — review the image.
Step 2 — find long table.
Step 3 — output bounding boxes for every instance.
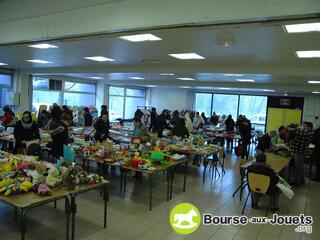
[0,181,109,240]
[76,154,187,210]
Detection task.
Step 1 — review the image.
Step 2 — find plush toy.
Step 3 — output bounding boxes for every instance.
[46,167,62,187]
[38,183,51,196]
[30,164,47,186]
[62,166,77,190]
[77,171,89,184]
[18,162,29,171]
[87,174,104,184]
[59,165,69,179]
[0,180,33,196]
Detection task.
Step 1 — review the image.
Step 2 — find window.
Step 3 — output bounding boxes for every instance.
[195,93,212,116]
[63,92,95,106]
[212,94,239,118]
[32,77,96,113]
[0,74,12,108]
[108,86,146,121]
[239,95,267,131]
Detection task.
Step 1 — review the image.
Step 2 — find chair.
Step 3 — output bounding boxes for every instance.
[31,112,37,121]
[16,112,23,121]
[242,172,271,215]
[218,147,226,174]
[203,152,221,183]
[232,159,248,201]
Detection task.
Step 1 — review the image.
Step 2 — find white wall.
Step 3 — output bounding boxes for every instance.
[303,95,320,123]
[149,87,189,112]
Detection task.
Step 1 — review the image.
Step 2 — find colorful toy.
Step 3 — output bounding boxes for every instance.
[38,183,51,196]
[46,167,62,187]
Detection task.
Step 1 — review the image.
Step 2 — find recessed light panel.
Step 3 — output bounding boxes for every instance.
[312,91,320,94]
[0,62,8,66]
[308,81,320,84]
[120,34,161,42]
[236,79,255,82]
[129,77,145,80]
[29,43,58,49]
[263,89,275,92]
[296,51,320,58]
[177,77,194,81]
[26,59,52,64]
[285,22,320,33]
[90,77,104,80]
[160,73,175,76]
[224,74,244,77]
[169,53,205,60]
[180,86,191,88]
[84,56,115,62]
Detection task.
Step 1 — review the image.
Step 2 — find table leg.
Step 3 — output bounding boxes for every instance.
[203,159,208,183]
[86,159,89,172]
[149,174,153,211]
[239,175,244,201]
[54,200,57,209]
[82,159,85,169]
[103,185,109,228]
[70,195,77,240]
[120,168,123,193]
[166,170,170,201]
[14,206,17,222]
[124,169,127,192]
[19,208,28,240]
[183,161,187,192]
[65,197,70,240]
[170,168,174,200]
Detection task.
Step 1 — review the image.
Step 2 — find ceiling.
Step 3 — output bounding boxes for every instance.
[0,18,320,94]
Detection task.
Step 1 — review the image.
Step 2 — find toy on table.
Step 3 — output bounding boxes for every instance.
[38,183,51,196]
[46,167,62,187]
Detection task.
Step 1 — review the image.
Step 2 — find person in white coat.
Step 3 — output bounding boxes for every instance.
[184,112,193,133]
[193,112,204,129]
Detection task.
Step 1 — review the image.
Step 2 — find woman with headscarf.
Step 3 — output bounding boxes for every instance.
[13,111,40,153]
[48,106,69,159]
[184,112,193,134]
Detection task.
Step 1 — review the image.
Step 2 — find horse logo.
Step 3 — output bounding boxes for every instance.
[173,208,198,229]
[170,203,201,234]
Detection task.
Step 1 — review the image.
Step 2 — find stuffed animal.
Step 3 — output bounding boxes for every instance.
[46,167,62,187]
[62,166,77,190]
[38,183,51,196]
[0,180,33,196]
[30,164,47,186]
[59,165,69,179]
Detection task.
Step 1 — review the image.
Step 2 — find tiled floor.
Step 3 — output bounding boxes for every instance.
[0,152,319,240]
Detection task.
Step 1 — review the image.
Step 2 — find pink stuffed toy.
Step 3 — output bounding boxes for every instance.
[37,183,51,196]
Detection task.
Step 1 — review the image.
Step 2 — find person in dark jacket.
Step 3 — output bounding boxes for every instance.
[14,111,40,153]
[62,105,73,124]
[101,105,108,117]
[201,112,207,125]
[158,110,169,138]
[94,114,110,142]
[48,106,69,159]
[239,117,252,160]
[84,107,93,126]
[149,107,158,131]
[172,118,189,139]
[0,105,16,127]
[225,115,236,150]
[210,112,219,126]
[37,110,50,128]
[256,131,277,152]
[313,127,320,181]
[170,110,180,127]
[247,152,280,211]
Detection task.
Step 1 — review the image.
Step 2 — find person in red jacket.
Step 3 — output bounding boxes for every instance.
[0,105,16,128]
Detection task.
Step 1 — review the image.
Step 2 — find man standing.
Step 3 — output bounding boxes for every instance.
[290,122,313,186]
[312,126,320,181]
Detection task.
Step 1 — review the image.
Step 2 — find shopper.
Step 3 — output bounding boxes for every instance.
[132,117,150,142]
[201,112,207,125]
[239,117,252,160]
[256,131,277,153]
[62,105,73,120]
[247,152,280,211]
[0,105,16,127]
[14,111,40,153]
[210,112,219,126]
[84,107,93,126]
[37,110,50,128]
[101,105,108,117]
[225,115,236,150]
[94,114,110,142]
[290,122,313,186]
[149,107,158,131]
[172,118,189,139]
[193,112,204,130]
[48,106,69,159]
[312,126,320,181]
[170,110,180,127]
[184,112,193,133]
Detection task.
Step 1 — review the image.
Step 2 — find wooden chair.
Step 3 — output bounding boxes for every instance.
[242,172,271,215]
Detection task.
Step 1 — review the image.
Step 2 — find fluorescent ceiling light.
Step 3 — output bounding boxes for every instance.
[90,77,104,80]
[262,89,275,92]
[216,87,231,90]
[146,85,156,88]
[308,81,320,84]
[0,62,8,66]
[180,86,191,89]
[177,77,194,81]
[119,34,161,42]
[296,51,320,58]
[26,59,52,64]
[129,77,145,80]
[29,43,58,49]
[285,22,320,33]
[237,79,255,82]
[169,53,205,60]
[84,56,115,62]
[224,74,244,77]
[312,91,320,94]
[160,73,174,76]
